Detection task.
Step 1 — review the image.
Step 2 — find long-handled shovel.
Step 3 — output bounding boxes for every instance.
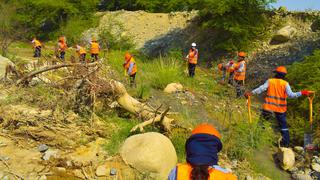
[247,95,252,123]
[304,91,315,150]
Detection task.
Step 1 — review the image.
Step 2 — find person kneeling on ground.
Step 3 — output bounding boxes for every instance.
[168,124,237,180]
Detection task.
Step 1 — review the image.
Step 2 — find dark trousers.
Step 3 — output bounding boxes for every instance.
[262,110,290,147]
[130,73,136,87]
[60,51,65,61]
[80,54,86,63]
[234,79,244,97]
[228,72,234,84]
[91,54,99,62]
[188,63,196,77]
[34,46,41,57]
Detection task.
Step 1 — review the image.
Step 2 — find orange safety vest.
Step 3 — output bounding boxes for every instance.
[176,164,237,180]
[33,40,41,48]
[77,46,86,55]
[90,42,100,54]
[188,49,198,64]
[233,61,246,81]
[263,78,288,113]
[58,42,67,52]
[124,57,137,75]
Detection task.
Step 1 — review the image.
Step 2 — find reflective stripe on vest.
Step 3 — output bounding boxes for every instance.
[124,58,137,75]
[90,42,100,54]
[188,49,198,64]
[234,61,246,81]
[263,78,288,113]
[176,163,237,180]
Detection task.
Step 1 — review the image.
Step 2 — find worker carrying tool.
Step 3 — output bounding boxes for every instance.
[31,37,42,57]
[168,124,237,180]
[75,44,87,63]
[57,36,67,61]
[186,43,198,78]
[123,52,137,87]
[90,38,100,62]
[234,52,246,97]
[245,66,311,147]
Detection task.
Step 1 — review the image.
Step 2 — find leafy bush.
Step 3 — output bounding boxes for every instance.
[286,49,320,144]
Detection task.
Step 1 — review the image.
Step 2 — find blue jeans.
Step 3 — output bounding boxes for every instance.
[262,110,290,147]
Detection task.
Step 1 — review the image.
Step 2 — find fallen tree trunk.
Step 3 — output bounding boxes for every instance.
[16,62,99,85]
[14,63,174,132]
[109,80,174,132]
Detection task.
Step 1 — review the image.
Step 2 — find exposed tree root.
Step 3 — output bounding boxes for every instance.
[9,62,174,132]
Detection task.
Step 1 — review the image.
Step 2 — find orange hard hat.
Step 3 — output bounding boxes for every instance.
[238,52,246,57]
[275,66,287,74]
[125,52,132,61]
[192,123,221,139]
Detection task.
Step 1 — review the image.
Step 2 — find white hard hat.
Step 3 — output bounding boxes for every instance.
[191,42,196,47]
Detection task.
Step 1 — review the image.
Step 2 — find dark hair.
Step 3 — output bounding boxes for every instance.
[190,165,209,180]
[274,72,286,79]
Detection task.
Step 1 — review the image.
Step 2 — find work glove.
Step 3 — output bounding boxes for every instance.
[244,91,253,99]
[301,90,311,96]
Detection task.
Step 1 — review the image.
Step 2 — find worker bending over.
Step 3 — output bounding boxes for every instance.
[76,45,86,63]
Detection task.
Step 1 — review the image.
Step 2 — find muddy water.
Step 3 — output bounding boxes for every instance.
[251,147,290,180]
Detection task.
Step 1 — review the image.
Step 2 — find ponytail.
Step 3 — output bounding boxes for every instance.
[190,165,209,180]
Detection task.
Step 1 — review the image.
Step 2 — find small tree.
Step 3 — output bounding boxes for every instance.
[0,2,16,57]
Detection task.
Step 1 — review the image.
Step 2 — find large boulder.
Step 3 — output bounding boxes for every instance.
[0,55,14,79]
[120,132,177,179]
[164,83,183,93]
[278,147,295,170]
[271,26,296,44]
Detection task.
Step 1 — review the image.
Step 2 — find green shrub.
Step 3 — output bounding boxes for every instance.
[146,57,183,89]
[222,120,275,160]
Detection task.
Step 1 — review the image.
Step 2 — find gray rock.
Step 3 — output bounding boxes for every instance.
[38,144,49,152]
[110,168,117,176]
[311,162,320,172]
[96,165,108,176]
[271,26,296,44]
[292,173,313,180]
[42,150,58,161]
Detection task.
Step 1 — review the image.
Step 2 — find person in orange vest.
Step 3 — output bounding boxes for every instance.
[123,52,137,87]
[57,36,67,61]
[186,43,198,77]
[31,37,42,57]
[226,60,235,84]
[75,44,86,63]
[245,66,311,147]
[90,38,100,62]
[218,60,234,83]
[168,124,237,180]
[234,52,246,97]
